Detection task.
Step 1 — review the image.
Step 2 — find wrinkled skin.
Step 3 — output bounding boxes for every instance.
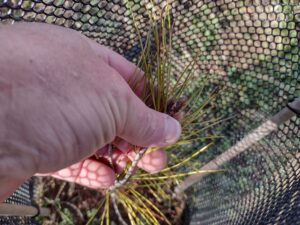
[0,23,181,202]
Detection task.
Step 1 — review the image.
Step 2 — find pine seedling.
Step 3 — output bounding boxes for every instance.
[87,2,225,225]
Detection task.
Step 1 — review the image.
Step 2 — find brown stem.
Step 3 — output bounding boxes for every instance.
[110,192,128,225]
[109,148,147,191]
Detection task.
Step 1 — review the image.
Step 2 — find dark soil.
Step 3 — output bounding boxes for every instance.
[34,177,186,225]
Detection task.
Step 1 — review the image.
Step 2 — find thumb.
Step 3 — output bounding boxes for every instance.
[117,92,181,148]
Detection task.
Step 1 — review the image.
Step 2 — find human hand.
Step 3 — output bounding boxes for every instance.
[46,146,168,189]
[0,23,181,201]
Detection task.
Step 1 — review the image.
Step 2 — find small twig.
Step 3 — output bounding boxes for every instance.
[109,148,147,191]
[110,192,128,225]
[61,201,84,222]
[107,147,147,224]
[108,144,115,170]
[54,183,66,201]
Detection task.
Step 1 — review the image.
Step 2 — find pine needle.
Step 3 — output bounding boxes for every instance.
[133,170,223,180]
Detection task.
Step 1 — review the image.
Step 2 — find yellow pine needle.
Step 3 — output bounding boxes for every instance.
[190,160,209,172]
[137,144,212,178]
[169,68,190,98]
[183,123,221,140]
[171,52,203,102]
[130,14,157,106]
[146,178,172,201]
[160,143,212,172]
[99,200,107,225]
[127,210,137,225]
[141,146,160,155]
[118,191,154,225]
[133,181,168,188]
[118,191,140,222]
[182,119,228,141]
[183,116,224,130]
[172,61,195,99]
[182,92,219,126]
[146,184,163,203]
[180,135,224,144]
[166,140,192,147]
[183,88,219,116]
[98,193,111,225]
[118,192,137,225]
[184,87,227,122]
[171,61,199,99]
[134,2,173,113]
[172,119,227,150]
[105,193,110,225]
[177,84,205,115]
[129,189,160,225]
[186,110,234,129]
[182,110,207,129]
[85,198,106,225]
[187,113,225,126]
[130,188,171,225]
[133,170,223,180]
[174,176,181,186]
[163,23,173,111]
[151,180,170,201]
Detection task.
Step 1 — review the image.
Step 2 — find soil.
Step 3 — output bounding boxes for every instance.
[34,177,186,225]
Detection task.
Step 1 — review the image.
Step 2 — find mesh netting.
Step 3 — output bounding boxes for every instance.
[0,0,299,224]
[1,180,36,225]
[185,125,300,225]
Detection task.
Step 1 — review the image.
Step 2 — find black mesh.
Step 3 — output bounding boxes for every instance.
[186,126,300,225]
[1,179,36,225]
[0,0,299,224]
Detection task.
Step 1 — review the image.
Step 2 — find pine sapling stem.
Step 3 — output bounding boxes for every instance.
[109,148,147,191]
[110,192,128,225]
[107,146,147,224]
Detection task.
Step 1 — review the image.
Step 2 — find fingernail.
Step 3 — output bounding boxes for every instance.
[164,116,181,145]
